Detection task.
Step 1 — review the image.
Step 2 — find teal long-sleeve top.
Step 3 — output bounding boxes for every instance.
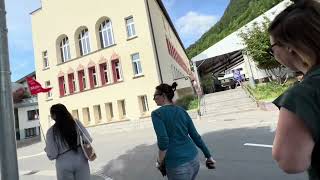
[151,105,212,169]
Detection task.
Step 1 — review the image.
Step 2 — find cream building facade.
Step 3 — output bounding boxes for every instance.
[31,0,195,132]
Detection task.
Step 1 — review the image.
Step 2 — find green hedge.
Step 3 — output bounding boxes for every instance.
[176,95,199,110]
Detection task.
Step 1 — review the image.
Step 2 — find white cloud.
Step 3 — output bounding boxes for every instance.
[176,11,218,44]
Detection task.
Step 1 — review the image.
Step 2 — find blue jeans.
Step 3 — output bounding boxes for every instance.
[166,157,200,180]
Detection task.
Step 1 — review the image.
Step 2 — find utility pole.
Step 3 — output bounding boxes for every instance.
[0,0,20,179]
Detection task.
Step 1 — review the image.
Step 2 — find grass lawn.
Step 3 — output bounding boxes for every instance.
[247,79,296,102]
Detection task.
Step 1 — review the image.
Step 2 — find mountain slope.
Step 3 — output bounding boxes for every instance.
[186,0,283,59]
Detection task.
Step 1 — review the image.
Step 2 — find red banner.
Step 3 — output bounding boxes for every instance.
[26,77,52,95]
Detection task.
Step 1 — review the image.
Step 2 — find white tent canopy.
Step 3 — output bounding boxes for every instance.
[191,0,291,63]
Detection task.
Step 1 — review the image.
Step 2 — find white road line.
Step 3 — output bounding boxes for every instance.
[35,170,56,176]
[18,152,46,160]
[244,143,273,148]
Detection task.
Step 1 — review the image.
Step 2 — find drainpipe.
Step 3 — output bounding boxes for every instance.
[145,0,163,83]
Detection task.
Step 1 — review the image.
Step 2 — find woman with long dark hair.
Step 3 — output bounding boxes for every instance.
[45,103,92,180]
[152,82,215,180]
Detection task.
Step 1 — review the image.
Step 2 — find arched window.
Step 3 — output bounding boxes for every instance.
[79,28,91,56]
[99,19,115,48]
[60,36,71,62]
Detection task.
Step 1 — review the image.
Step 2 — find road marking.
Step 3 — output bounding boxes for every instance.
[18,152,46,160]
[35,170,56,176]
[244,143,273,148]
[93,169,113,180]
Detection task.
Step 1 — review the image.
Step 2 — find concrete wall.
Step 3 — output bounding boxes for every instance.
[147,0,193,98]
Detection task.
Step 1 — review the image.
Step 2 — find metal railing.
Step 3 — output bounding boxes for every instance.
[241,83,259,106]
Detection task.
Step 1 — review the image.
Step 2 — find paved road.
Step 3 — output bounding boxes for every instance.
[14,89,307,180]
[17,111,306,180]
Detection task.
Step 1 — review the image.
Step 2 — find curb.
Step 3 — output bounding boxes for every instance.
[257,101,279,111]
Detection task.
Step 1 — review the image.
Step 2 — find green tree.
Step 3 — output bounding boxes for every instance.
[239,18,286,84]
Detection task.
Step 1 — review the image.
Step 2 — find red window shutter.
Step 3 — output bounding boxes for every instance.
[172,48,176,59]
[68,74,74,94]
[111,61,117,82]
[176,51,179,61]
[99,64,106,85]
[105,64,109,83]
[88,68,94,88]
[58,76,65,97]
[78,71,84,92]
[166,39,170,54]
[169,42,173,56]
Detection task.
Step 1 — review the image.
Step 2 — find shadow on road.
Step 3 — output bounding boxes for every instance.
[99,127,307,180]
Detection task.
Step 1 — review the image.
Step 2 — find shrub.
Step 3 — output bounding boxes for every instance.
[176,95,198,110]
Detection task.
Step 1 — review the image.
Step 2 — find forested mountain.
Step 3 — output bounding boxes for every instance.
[186,0,283,59]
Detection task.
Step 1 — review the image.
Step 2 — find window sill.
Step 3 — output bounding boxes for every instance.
[57,44,117,66]
[58,81,124,98]
[127,36,138,41]
[103,43,117,49]
[115,79,124,83]
[133,74,144,79]
[139,114,151,119]
[46,97,53,102]
[85,119,130,128]
[28,119,39,121]
[43,67,50,71]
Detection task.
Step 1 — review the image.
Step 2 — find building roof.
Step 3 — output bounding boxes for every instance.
[191,0,291,63]
[30,7,42,15]
[156,0,187,55]
[15,71,36,83]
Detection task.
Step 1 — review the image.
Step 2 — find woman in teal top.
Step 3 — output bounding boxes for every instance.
[268,0,320,179]
[151,82,215,180]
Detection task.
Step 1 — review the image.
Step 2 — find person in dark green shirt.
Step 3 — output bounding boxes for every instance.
[268,0,320,179]
[151,82,215,180]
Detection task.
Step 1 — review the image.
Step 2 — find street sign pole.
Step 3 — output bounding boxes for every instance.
[0,0,20,179]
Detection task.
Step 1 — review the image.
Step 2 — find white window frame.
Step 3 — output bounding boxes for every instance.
[45,81,52,98]
[126,17,136,38]
[60,37,71,62]
[131,53,142,76]
[71,74,77,92]
[99,20,115,48]
[92,68,98,87]
[79,29,91,56]
[114,61,123,81]
[63,78,67,94]
[82,71,87,90]
[141,95,149,112]
[43,51,49,69]
[103,63,110,84]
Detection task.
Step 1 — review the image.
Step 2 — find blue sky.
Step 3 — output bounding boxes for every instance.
[6,0,229,81]
[163,0,229,47]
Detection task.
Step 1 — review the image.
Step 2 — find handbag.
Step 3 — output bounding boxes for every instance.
[75,120,97,161]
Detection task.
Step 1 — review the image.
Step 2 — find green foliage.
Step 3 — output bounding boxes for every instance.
[186,0,283,59]
[188,98,199,110]
[239,19,281,70]
[200,74,214,94]
[247,80,295,101]
[176,95,199,110]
